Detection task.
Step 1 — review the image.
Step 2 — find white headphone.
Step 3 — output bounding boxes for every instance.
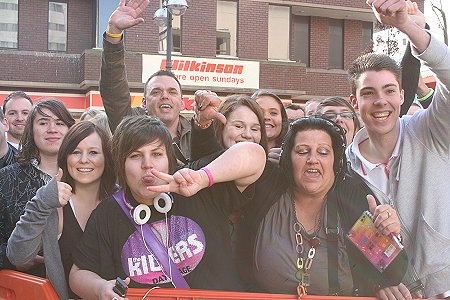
[125,193,173,225]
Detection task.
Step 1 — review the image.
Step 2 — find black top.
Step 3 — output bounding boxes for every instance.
[0,162,46,277]
[73,181,251,291]
[0,143,17,170]
[58,204,83,299]
[235,162,408,296]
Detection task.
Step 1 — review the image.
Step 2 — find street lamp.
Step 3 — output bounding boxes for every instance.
[153,0,189,71]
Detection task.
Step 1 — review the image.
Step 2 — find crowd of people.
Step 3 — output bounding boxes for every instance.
[0,0,449,299]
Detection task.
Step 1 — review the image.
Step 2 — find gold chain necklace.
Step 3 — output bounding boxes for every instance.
[292,198,321,294]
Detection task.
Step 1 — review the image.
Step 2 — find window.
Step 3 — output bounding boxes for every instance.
[48,2,67,51]
[96,0,116,48]
[328,18,343,69]
[158,0,182,53]
[216,1,237,56]
[268,5,290,60]
[362,21,373,52]
[0,0,18,49]
[293,15,310,66]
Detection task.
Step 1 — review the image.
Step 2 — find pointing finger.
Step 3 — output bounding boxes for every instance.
[212,111,227,124]
[150,169,174,183]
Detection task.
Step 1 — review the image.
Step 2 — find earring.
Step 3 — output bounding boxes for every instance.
[153,193,172,214]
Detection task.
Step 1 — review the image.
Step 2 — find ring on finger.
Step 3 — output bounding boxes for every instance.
[198,99,206,111]
[386,211,392,218]
[112,297,119,300]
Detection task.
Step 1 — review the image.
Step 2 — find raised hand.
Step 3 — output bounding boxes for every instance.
[367,0,409,30]
[367,195,401,236]
[146,168,209,197]
[194,90,227,127]
[56,168,72,207]
[108,0,150,33]
[405,0,425,29]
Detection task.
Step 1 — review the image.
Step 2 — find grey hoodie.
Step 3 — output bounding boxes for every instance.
[7,178,69,300]
[347,33,450,297]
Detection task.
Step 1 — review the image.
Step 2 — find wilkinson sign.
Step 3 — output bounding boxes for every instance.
[142,55,260,89]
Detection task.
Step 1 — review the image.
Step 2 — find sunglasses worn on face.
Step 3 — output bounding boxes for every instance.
[321,112,355,121]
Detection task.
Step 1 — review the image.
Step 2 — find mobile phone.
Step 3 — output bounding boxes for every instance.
[112,277,128,298]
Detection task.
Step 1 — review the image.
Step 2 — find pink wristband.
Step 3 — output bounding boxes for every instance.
[201,167,214,187]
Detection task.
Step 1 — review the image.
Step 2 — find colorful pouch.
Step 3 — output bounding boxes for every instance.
[347,210,403,272]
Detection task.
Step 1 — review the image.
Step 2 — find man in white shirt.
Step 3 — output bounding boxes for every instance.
[347,0,450,298]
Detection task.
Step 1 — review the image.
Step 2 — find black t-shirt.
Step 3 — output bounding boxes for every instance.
[73,181,249,291]
[58,204,83,299]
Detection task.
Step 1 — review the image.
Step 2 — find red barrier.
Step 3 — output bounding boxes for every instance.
[0,270,413,300]
[0,270,59,300]
[126,288,377,300]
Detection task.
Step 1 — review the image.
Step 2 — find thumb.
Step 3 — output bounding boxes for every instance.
[124,277,131,285]
[367,194,377,214]
[56,168,63,182]
[212,111,227,125]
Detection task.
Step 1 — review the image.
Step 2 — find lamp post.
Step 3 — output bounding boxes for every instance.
[153,0,189,71]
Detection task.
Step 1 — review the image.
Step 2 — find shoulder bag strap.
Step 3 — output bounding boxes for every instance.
[113,189,189,288]
[326,191,340,295]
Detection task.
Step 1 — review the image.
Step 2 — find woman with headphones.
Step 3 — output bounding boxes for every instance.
[236,116,408,297]
[69,116,266,300]
[189,94,409,298]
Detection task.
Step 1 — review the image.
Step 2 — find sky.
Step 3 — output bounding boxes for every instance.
[424,0,450,42]
[373,1,450,62]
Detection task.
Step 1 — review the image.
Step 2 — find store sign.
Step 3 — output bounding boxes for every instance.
[142,55,260,89]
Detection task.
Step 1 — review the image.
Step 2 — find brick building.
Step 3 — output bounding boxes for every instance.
[0,0,424,114]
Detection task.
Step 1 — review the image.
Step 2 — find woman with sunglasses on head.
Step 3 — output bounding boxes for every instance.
[69,116,265,299]
[7,121,116,299]
[190,95,409,299]
[316,97,361,147]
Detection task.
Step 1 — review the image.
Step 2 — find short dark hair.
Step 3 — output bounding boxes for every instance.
[112,115,177,197]
[214,94,268,154]
[348,53,402,96]
[285,104,304,113]
[17,99,75,165]
[251,90,289,147]
[0,109,4,119]
[3,91,33,114]
[280,116,347,189]
[58,121,116,199]
[143,69,182,99]
[316,96,361,136]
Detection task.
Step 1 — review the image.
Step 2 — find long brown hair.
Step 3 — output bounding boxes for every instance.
[18,99,75,165]
[57,121,116,199]
[251,90,289,147]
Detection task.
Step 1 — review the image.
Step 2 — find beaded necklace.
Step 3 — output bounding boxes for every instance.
[292,198,321,295]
